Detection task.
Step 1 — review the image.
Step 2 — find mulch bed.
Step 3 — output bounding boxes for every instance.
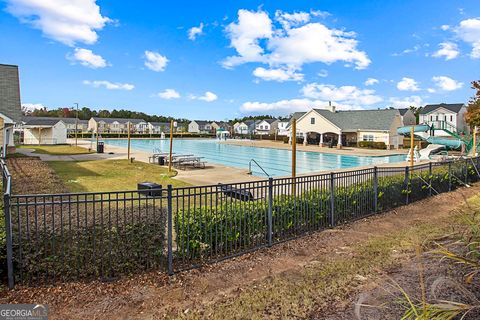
[6,156,69,195]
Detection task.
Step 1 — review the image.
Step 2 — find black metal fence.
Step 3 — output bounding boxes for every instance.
[2,157,480,288]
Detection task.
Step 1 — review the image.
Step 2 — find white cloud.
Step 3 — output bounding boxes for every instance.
[455,18,480,58]
[432,76,463,91]
[253,67,303,82]
[83,80,134,90]
[68,48,108,68]
[188,23,204,40]
[223,9,273,67]
[364,78,379,86]
[144,50,168,72]
[397,77,420,91]
[21,103,46,113]
[157,89,180,99]
[302,83,382,106]
[193,91,218,102]
[274,10,310,29]
[388,96,423,109]
[223,9,370,73]
[392,45,421,56]
[317,69,328,77]
[240,98,364,113]
[6,0,111,46]
[427,88,436,93]
[432,42,459,60]
[440,24,450,31]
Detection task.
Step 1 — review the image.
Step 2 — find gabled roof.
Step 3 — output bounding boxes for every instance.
[398,108,409,116]
[92,117,146,124]
[149,122,170,127]
[261,118,278,124]
[0,64,22,122]
[312,108,400,131]
[22,117,64,126]
[22,116,88,125]
[192,120,210,126]
[419,103,464,115]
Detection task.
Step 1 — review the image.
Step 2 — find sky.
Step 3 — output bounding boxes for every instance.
[1,0,479,120]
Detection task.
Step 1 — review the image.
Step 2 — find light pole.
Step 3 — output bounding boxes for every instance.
[74,102,79,146]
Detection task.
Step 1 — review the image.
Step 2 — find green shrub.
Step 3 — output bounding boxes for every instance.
[358,141,387,149]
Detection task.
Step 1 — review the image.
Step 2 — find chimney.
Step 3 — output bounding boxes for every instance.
[327,101,336,113]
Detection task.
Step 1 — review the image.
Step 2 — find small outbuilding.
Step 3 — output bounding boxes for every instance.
[22,117,67,145]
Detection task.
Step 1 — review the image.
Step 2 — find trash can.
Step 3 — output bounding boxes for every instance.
[158,156,166,165]
[97,142,104,153]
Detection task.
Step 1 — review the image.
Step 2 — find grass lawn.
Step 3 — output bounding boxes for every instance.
[48,159,190,192]
[18,144,93,155]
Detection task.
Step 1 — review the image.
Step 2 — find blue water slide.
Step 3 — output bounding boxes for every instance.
[396,124,430,135]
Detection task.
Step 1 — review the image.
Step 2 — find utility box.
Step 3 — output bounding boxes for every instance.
[137,182,162,197]
[97,142,104,153]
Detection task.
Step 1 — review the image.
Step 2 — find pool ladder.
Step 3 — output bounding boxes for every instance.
[247,159,270,177]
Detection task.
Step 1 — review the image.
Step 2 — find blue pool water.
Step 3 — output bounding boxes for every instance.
[103,139,405,177]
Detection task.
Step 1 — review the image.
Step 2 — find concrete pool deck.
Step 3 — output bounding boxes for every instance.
[17,139,418,186]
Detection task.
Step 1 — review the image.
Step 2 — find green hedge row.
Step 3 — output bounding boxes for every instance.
[358,141,387,149]
[174,162,479,260]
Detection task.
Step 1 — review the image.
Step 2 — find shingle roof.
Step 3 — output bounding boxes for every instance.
[0,64,22,122]
[149,122,170,127]
[398,108,409,116]
[263,118,278,124]
[22,116,87,125]
[192,120,210,126]
[419,103,464,115]
[311,108,400,131]
[92,117,145,124]
[22,117,64,126]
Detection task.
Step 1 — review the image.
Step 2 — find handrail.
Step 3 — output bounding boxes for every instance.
[248,159,270,177]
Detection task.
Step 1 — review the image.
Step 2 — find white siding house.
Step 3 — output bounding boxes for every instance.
[22,118,67,144]
[418,103,468,136]
[277,121,290,136]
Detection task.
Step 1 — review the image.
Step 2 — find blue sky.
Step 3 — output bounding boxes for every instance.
[1,0,479,120]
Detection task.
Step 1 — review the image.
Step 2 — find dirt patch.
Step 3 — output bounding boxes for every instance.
[1,183,479,319]
[6,156,69,194]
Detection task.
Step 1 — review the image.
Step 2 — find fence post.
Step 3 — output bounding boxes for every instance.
[404,166,410,205]
[428,162,433,197]
[373,166,378,213]
[167,185,173,276]
[330,172,335,227]
[4,179,14,289]
[267,177,273,246]
[465,158,469,185]
[448,161,452,191]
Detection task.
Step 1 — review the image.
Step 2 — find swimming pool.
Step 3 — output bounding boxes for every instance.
[103,139,405,177]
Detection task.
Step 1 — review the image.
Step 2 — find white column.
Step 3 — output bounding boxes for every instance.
[337,130,343,149]
[319,133,323,147]
[303,132,308,146]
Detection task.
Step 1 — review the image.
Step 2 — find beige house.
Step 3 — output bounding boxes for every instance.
[22,117,67,145]
[0,64,23,157]
[88,117,146,133]
[289,107,404,149]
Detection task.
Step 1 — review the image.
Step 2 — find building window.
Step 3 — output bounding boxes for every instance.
[430,115,433,121]
[311,117,315,124]
[436,115,439,121]
[363,135,374,142]
[450,115,453,122]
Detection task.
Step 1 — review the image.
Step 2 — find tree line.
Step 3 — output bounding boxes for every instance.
[23,106,190,124]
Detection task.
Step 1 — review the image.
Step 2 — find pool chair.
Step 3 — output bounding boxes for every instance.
[217,183,258,201]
